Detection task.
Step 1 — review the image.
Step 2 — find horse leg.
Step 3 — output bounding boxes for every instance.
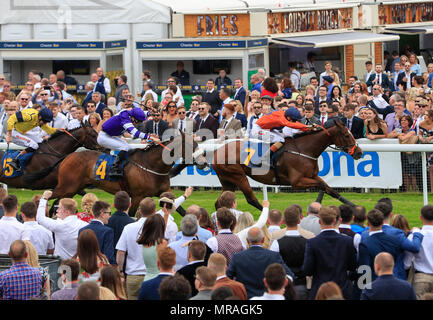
[313,176,355,206]
[230,174,263,211]
[316,190,325,203]
[128,196,142,218]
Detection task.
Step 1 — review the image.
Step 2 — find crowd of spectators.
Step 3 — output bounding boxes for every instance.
[0,186,432,301]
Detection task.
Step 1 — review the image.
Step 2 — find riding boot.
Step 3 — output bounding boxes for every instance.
[109,150,128,178]
[260,142,284,169]
[9,147,35,172]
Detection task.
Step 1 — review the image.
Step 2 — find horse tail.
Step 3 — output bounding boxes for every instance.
[22,156,66,184]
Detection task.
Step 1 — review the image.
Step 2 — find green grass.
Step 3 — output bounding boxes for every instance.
[7,188,430,228]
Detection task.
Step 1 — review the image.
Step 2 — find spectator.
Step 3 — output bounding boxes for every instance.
[190,266,217,300]
[72,229,109,283]
[250,73,263,94]
[364,107,388,140]
[261,77,279,99]
[36,192,88,260]
[99,266,126,300]
[267,209,283,235]
[211,191,243,232]
[206,207,244,265]
[48,102,68,129]
[418,109,433,144]
[227,227,294,299]
[76,281,100,300]
[92,92,106,117]
[215,68,232,86]
[315,281,344,300]
[51,259,80,300]
[79,201,116,265]
[176,240,207,297]
[56,70,78,86]
[250,263,289,300]
[161,77,184,107]
[211,286,236,300]
[143,106,169,140]
[288,62,301,90]
[208,253,247,300]
[21,201,54,255]
[218,103,242,139]
[269,205,309,299]
[392,214,412,237]
[339,204,361,252]
[114,75,129,105]
[159,274,191,300]
[385,99,406,135]
[397,62,416,91]
[76,192,97,223]
[361,252,416,300]
[409,53,421,76]
[169,214,199,271]
[195,102,219,140]
[404,204,433,298]
[245,101,264,137]
[351,205,367,234]
[0,240,42,300]
[299,202,322,236]
[138,246,176,300]
[172,105,195,135]
[341,103,364,139]
[175,205,213,242]
[302,206,357,300]
[163,101,178,128]
[186,97,200,120]
[23,240,50,299]
[233,78,246,106]
[170,61,190,86]
[199,208,214,235]
[0,187,7,218]
[366,63,390,90]
[202,79,222,116]
[116,197,155,300]
[0,195,30,254]
[96,108,114,134]
[107,191,135,248]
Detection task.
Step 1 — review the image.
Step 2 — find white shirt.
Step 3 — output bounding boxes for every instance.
[177,118,186,132]
[116,217,147,275]
[142,89,158,102]
[250,292,285,300]
[319,114,328,125]
[290,69,301,90]
[50,112,68,129]
[102,77,111,94]
[206,229,246,253]
[23,221,55,255]
[372,95,390,109]
[67,119,81,130]
[161,86,184,107]
[404,225,433,274]
[236,207,269,248]
[156,196,186,243]
[36,198,88,259]
[270,230,301,253]
[268,225,281,235]
[339,224,361,252]
[0,216,31,254]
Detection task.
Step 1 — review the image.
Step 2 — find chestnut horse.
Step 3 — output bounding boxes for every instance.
[0,122,104,190]
[50,132,208,216]
[211,119,363,210]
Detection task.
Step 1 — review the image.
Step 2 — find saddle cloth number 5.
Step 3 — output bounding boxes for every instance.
[3,158,14,177]
[96,160,108,180]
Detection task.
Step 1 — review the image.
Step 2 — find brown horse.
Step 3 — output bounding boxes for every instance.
[211,119,363,210]
[50,132,208,216]
[0,122,104,190]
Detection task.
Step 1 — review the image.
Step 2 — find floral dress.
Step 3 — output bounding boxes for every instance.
[75,256,109,283]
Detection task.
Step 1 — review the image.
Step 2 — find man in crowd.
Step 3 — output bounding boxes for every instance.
[190,266,217,300]
[215,68,232,86]
[107,191,135,248]
[51,259,80,300]
[233,78,246,106]
[169,214,199,271]
[366,63,390,91]
[114,75,129,105]
[250,263,289,300]
[171,61,190,86]
[96,67,111,96]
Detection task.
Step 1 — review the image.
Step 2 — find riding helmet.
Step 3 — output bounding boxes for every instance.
[129,107,147,122]
[38,107,54,123]
[284,107,302,121]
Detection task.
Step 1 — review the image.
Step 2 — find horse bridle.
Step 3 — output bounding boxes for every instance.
[328,126,358,156]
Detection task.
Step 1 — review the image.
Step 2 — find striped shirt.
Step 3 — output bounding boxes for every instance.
[0,262,42,300]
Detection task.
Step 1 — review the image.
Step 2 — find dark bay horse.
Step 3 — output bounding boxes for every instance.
[50,132,208,216]
[212,119,363,210]
[0,122,104,190]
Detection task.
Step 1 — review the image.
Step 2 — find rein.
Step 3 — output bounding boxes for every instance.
[128,159,169,176]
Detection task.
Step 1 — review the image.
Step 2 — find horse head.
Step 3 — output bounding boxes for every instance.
[75,121,108,152]
[327,119,363,160]
[164,131,209,170]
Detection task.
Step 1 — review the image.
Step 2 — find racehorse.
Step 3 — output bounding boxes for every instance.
[49,132,209,216]
[0,122,104,190]
[211,119,363,210]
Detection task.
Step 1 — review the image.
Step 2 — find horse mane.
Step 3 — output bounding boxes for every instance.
[293,118,339,139]
[44,126,82,142]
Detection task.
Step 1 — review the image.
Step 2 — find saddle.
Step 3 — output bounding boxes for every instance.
[1,151,34,178]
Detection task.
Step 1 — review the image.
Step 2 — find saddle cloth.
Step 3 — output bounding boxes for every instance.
[1,151,34,178]
[94,153,127,182]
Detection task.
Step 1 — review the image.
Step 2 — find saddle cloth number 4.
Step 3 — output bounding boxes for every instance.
[96,160,107,180]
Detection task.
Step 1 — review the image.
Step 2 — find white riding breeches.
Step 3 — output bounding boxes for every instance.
[250,123,300,144]
[97,131,131,152]
[12,128,42,150]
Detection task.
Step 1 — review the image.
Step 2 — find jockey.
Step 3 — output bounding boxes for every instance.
[97,107,159,177]
[6,108,57,171]
[252,108,315,164]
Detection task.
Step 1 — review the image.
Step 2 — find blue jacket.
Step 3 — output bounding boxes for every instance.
[79,220,116,265]
[251,83,262,94]
[107,211,135,248]
[95,103,107,117]
[233,87,246,106]
[226,245,294,299]
[138,274,171,300]
[361,225,423,280]
[361,274,416,300]
[235,112,248,128]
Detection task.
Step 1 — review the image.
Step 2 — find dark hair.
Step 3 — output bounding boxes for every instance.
[159,275,191,300]
[375,200,392,218]
[421,204,433,221]
[339,204,354,224]
[391,214,411,236]
[353,206,367,224]
[263,77,279,94]
[20,202,37,219]
[264,263,287,291]
[3,195,18,213]
[365,61,372,65]
[77,281,100,300]
[399,114,413,128]
[114,191,130,212]
[188,240,206,260]
[284,206,300,227]
[136,214,166,247]
[216,207,235,229]
[218,191,236,208]
[331,86,343,99]
[120,75,127,83]
[73,229,108,274]
[198,207,213,230]
[92,201,110,218]
[100,265,126,300]
[221,87,231,97]
[60,259,80,282]
[101,108,114,117]
[211,286,235,300]
[367,209,384,227]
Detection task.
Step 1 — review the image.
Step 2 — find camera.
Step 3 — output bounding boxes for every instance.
[44,86,51,90]
[159,200,173,210]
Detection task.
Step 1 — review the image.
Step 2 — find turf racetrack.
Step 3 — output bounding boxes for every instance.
[7,188,428,228]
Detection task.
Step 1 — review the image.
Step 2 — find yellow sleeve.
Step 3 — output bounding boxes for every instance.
[41,124,57,135]
[6,114,17,131]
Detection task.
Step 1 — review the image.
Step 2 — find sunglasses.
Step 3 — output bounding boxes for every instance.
[152,113,160,116]
[40,93,48,96]
[191,103,199,106]
[253,106,262,109]
[168,105,177,108]
[21,98,29,101]
[0,78,4,80]
[178,111,186,114]
[198,107,206,110]
[26,83,33,86]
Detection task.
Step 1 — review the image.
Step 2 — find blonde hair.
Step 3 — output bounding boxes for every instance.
[24,240,40,268]
[261,225,271,250]
[99,286,117,300]
[234,212,254,233]
[60,198,78,215]
[81,193,99,215]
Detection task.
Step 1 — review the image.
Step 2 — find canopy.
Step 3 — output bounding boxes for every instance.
[384,25,433,35]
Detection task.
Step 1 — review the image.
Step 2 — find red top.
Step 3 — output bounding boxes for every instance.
[76,212,94,223]
[256,109,309,131]
[260,89,278,98]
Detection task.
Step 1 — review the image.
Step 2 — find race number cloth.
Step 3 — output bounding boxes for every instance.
[1,151,33,178]
[240,140,270,168]
[94,154,126,181]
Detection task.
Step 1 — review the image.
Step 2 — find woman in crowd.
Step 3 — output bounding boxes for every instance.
[315,281,344,300]
[261,77,279,99]
[99,265,127,300]
[418,110,433,191]
[391,214,411,238]
[304,85,316,97]
[364,107,388,140]
[73,229,109,283]
[136,211,169,281]
[233,100,245,115]
[88,112,101,131]
[278,78,297,99]
[409,53,421,76]
[295,94,305,107]
[330,85,346,108]
[96,108,114,133]
[246,90,261,116]
[77,193,98,223]
[163,101,178,128]
[199,207,214,235]
[24,240,50,300]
